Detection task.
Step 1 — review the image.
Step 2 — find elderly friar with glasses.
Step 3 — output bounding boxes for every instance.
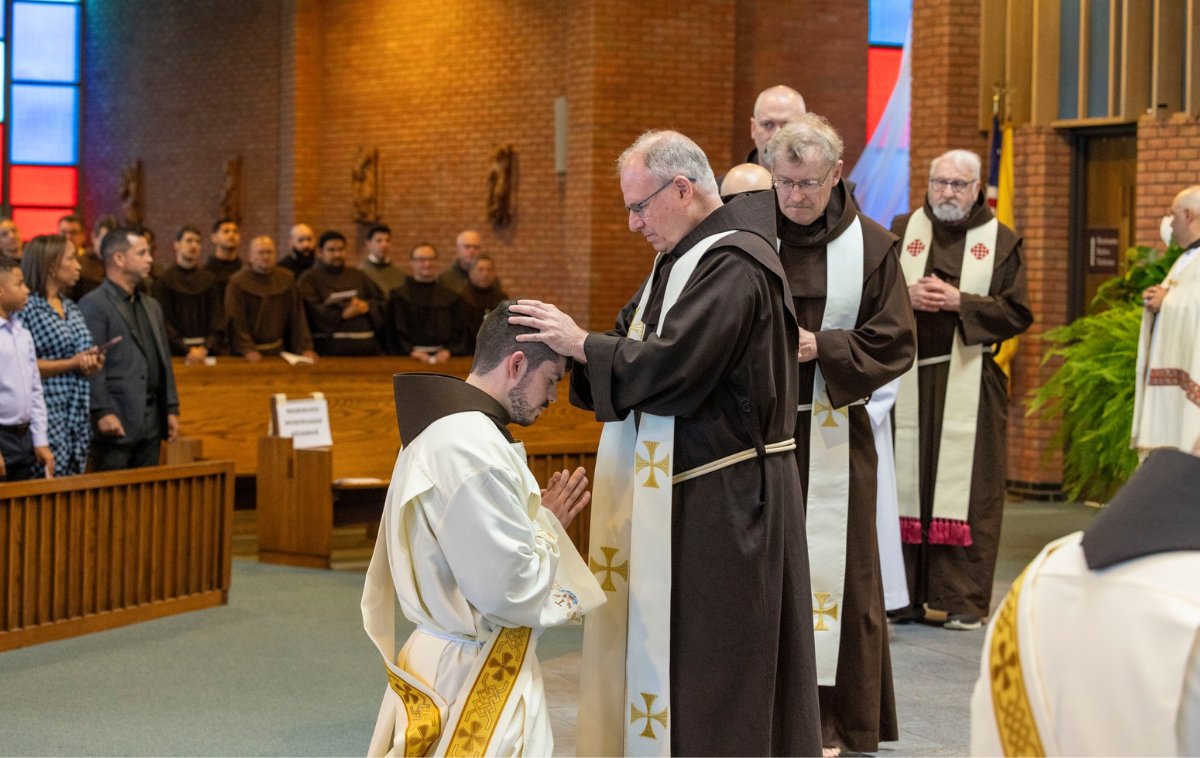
[762,113,916,758]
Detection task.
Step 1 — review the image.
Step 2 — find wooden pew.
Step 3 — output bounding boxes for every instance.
[174,356,601,564]
[0,461,236,652]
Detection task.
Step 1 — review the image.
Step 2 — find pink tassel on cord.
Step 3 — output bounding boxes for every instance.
[899,517,922,544]
[899,517,973,546]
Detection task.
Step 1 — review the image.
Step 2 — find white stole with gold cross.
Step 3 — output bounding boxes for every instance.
[793,216,864,685]
[894,207,998,545]
[576,230,737,758]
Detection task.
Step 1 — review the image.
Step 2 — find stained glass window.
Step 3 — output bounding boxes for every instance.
[867,0,911,142]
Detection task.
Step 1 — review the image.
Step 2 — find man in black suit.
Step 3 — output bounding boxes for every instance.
[80,227,180,470]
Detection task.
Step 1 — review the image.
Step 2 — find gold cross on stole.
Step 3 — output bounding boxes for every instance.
[635,441,669,488]
[813,592,839,631]
[628,306,646,340]
[813,392,848,428]
[630,693,668,739]
[589,546,629,592]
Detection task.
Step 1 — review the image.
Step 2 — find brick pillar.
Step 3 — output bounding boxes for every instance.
[1136,113,1200,248]
[278,0,323,243]
[909,0,987,209]
[567,1,737,331]
[1005,126,1071,492]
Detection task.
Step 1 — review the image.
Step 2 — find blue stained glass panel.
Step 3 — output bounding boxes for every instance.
[1058,0,1081,120]
[869,0,912,47]
[11,84,79,165]
[1087,0,1110,118]
[12,2,81,83]
[0,43,6,121]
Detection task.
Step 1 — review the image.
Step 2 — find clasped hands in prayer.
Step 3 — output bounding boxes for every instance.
[909,275,961,313]
[1142,285,1167,313]
[541,467,591,528]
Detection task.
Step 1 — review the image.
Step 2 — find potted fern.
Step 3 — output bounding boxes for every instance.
[1027,243,1185,503]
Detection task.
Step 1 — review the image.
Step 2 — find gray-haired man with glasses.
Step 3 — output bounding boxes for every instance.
[763,113,916,757]
[510,129,822,756]
[889,149,1032,635]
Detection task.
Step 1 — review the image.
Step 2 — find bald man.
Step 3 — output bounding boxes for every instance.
[226,236,315,362]
[748,85,806,165]
[720,162,774,198]
[278,223,316,277]
[439,230,505,298]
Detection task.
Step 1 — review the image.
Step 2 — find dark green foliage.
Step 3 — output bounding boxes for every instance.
[1027,243,1185,502]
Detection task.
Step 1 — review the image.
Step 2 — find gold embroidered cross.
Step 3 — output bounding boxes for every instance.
[456,720,486,751]
[635,441,669,488]
[488,652,517,682]
[630,692,668,739]
[813,393,847,428]
[628,307,646,340]
[813,592,839,631]
[589,546,629,592]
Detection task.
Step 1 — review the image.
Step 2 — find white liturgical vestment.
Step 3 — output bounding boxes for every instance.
[363,375,605,758]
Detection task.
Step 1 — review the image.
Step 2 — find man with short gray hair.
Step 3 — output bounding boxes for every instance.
[511,129,821,756]
[890,149,1032,632]
[765,113,915,756]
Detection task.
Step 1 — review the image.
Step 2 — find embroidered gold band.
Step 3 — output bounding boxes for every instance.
[444,626,532,757]
[988,568,1046,757]
[386,666,442,757]
[671,439,797,484]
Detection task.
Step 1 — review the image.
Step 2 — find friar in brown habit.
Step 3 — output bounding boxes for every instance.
[763,115,915,755]
[510,130,820,757]
[889,149,1033,631]
[225,236,315,361]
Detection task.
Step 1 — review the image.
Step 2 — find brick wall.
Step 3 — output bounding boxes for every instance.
[83,0,284,257]
[731,0,868,171]
[908,0,987,209]
[1136,113,1200,248]
[1005,126,1071,490]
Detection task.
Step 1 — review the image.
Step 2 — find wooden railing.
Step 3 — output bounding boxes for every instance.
[0,461,235,652]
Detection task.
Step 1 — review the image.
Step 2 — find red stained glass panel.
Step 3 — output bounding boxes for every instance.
[866,46,903,143]
[10,164,76,206]
[12,206,71,237]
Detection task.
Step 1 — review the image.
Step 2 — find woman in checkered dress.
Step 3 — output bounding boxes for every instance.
[19,235,104,476]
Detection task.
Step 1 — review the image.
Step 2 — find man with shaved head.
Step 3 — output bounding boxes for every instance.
[278,223,316,277]
[890,149,1033,632]
[226,235,315,362]
[748,84,806,165]
[439,229,505,299]
[720,162,774,198]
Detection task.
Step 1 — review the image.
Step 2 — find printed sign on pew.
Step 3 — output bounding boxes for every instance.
[269,392,334,449]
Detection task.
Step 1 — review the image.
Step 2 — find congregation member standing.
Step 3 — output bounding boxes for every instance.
[439,229,502,296]
[461,255,509,349]
[357,223,405,295]
[765,115,914,756]
[1132,185,1200,454]
[387,243,471,363]
[278,223,316,277]
[66,213,105,302]
[0,218,23,261]
[81,227,180,471]
[152,225,225,363]
[512,130,821,756]
[891,150,1033,630]
[226,235,315,362]
[297,230,385,356]
[0,257,53,480]
[746,85,806,165]
[92,215,117,258]
[205,219,243,287]
[20,235,104,477]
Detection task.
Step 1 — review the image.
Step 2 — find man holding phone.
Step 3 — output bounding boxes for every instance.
[79,227,180,470]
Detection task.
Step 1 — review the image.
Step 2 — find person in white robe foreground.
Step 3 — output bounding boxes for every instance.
[362,302,605,758]
[970,437,1200,757]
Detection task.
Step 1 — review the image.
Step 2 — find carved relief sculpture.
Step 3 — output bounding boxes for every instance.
[487,144,516,227]
[219,156,243,224]
[351,147,380,224]
[119,159,144,226]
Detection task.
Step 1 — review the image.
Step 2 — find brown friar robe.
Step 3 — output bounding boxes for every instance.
[890,195,1033,619]
[225,266,313,356]
[151,264,226,356]
[296,261,386,356]
[462,283,509,352]
[571,189,821,757]
[778,180,914,752]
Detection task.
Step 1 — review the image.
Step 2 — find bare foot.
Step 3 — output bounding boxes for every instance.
[823,748,841,758]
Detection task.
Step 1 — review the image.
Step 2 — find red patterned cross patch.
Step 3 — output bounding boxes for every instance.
[906,239,926,257]
[971,242,990,260]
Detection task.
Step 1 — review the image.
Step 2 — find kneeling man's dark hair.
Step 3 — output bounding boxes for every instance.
[471,301,562,375]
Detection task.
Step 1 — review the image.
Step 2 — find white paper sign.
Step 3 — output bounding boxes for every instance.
[274,395,333,449]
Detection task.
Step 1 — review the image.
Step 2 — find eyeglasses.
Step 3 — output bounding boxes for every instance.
[626,178,696,217]
[773,167,834,195]
[929,178,977,193]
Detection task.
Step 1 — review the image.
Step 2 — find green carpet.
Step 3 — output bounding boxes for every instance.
[0,558,581,757]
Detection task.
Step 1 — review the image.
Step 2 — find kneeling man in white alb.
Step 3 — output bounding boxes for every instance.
[363,301,605,757]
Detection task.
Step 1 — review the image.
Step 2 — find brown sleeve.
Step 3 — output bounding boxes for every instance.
[289,288,314,353]
[224,282,254,356]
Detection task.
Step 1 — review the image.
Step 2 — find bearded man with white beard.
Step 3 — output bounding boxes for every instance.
[888,149,1033,631]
